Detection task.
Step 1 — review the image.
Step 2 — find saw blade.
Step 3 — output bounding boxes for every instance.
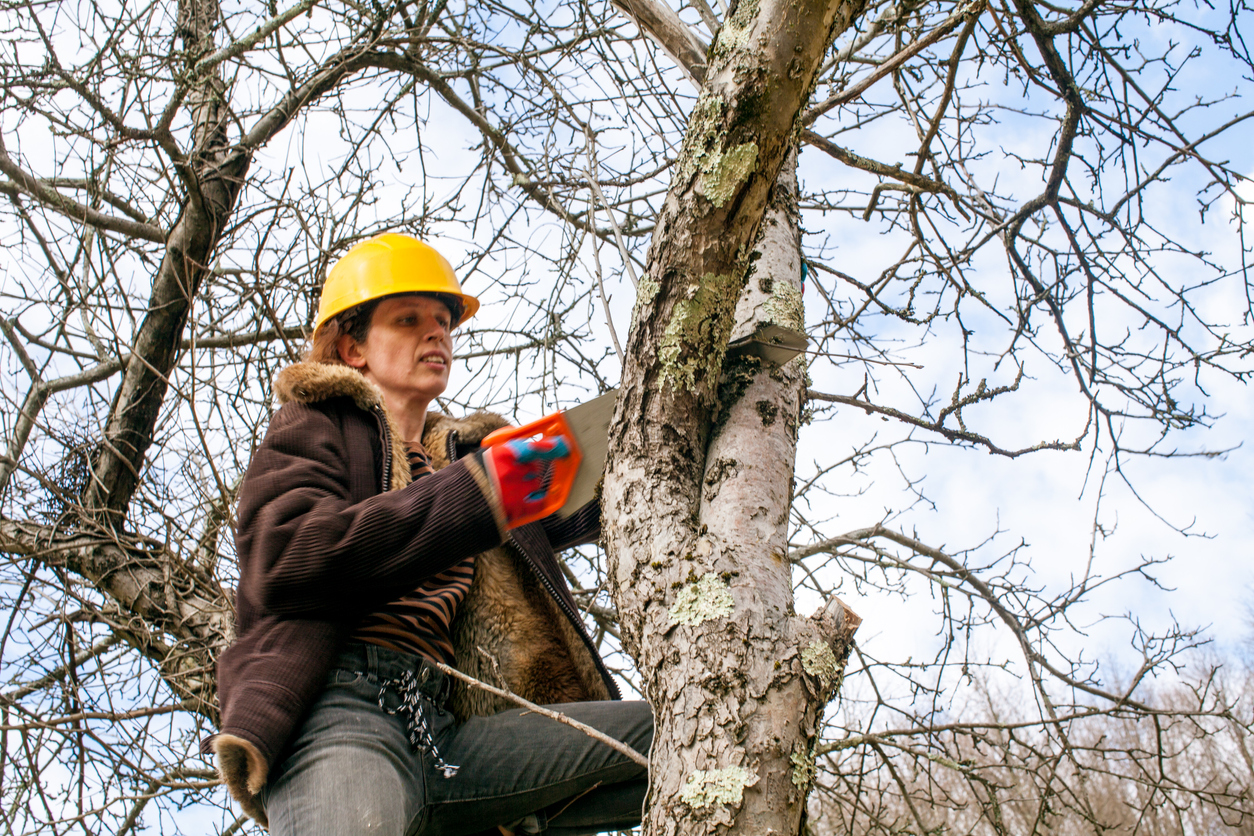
[557,388,618,516]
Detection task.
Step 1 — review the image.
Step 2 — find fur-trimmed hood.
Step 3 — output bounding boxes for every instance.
[274,362,413,493]
[274,360,386,412]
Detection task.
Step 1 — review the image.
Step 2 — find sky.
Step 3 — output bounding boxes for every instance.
[404,0,1254,698]
[2,0,1252,831]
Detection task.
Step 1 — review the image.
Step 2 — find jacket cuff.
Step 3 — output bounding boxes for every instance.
[211,732,270,827]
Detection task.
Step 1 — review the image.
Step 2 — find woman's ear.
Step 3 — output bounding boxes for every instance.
[337,333,367,369]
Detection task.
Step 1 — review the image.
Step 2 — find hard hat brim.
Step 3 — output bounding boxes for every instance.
[314,234,480,334]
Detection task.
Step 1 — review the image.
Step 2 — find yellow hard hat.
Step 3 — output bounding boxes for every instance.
[314,233,480,333]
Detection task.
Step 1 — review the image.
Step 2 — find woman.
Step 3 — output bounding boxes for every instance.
[204,233,651,835]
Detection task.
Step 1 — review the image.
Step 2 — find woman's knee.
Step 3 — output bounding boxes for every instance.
[264,738,422,836]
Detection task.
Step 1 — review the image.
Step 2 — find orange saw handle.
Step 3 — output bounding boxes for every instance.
[480,411,583,526]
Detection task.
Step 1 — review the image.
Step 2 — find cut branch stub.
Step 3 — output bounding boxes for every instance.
[802,596,861,702]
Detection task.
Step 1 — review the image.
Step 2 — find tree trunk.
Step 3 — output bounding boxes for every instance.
[601,0,865,830]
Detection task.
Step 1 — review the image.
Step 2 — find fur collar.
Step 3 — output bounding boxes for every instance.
[423,410,510,469]
[274,362,410,491]
[274,361,384,412]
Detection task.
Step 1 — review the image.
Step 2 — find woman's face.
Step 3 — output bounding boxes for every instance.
[337,295,453,410]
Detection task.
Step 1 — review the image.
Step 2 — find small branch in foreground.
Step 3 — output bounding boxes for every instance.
[0,135,166,243]
[802,130,964,210]
[0,705,181,732]
[433,662,650,768]
[804,0,981,124]
[791,523,1160,712]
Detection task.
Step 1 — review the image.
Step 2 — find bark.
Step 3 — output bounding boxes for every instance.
[601,0,865,831]
[609,0,710,85]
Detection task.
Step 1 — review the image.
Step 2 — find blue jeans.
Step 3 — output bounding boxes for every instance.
[261,643,652,836]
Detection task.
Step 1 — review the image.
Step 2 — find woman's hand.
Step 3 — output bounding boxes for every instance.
[482,434,573,529]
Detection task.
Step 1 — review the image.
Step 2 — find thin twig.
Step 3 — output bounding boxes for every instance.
[433,662,649,768]
[584,129,641,290]
[585,197,626,364]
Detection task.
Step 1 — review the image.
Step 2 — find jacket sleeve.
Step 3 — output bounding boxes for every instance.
[235,400,506,620]
[538,499,601,552]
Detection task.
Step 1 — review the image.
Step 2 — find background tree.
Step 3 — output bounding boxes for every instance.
[0,0,1251,834]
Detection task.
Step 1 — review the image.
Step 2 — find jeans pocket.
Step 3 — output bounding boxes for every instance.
[329,668,366,687]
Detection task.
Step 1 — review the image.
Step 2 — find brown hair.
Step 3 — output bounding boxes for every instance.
[306,298,380,364]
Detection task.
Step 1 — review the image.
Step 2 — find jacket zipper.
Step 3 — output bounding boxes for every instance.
[447,428,621,701]
[445,431,457,469]
[373,406,393,493]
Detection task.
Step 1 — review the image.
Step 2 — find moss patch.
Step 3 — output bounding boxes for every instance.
[716,352,762,416]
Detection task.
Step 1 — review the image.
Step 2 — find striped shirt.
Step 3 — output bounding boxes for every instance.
[351,441,476,664]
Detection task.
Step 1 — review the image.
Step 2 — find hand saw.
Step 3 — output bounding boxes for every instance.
[480,388,618,521]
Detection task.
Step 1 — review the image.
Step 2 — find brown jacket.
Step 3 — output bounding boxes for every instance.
[208,363,616,825]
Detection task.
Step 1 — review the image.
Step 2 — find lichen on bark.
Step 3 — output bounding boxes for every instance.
[698,141,759,208]
[679,765,757,809]
[790,744,817,790]
[801,639,841,693]
[678,94,728,183]
[762,276,803,329]
[634,275,662,321]
[714,0,761,57]
[669,571,735,625]
[637,276,661,305]
[677,92,760,209]
[657,272,742,392]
